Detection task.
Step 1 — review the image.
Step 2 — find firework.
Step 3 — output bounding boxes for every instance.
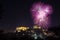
[30,2,53,29]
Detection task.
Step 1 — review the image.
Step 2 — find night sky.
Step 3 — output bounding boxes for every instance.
[0,0,60,31]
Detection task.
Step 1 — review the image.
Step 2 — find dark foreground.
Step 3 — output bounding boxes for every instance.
[0,26,60,40]
[0,32,60,40]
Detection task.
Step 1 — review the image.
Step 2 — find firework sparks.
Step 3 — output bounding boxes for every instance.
[30,2,53,29]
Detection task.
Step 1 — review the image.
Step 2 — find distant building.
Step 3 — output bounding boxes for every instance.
[16,26,29,32]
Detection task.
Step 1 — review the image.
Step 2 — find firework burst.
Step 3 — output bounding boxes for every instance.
[30,2,53,29]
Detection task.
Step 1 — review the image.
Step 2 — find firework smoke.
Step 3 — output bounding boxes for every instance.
[30,2,53,29]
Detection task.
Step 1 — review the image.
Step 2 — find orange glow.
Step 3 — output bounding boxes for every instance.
[33,25,41,29]
[16,26,29,32]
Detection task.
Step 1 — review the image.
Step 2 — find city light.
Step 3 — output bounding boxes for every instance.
[16,26,29,32]
[32,33,38,39]
[33,25,41,29]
